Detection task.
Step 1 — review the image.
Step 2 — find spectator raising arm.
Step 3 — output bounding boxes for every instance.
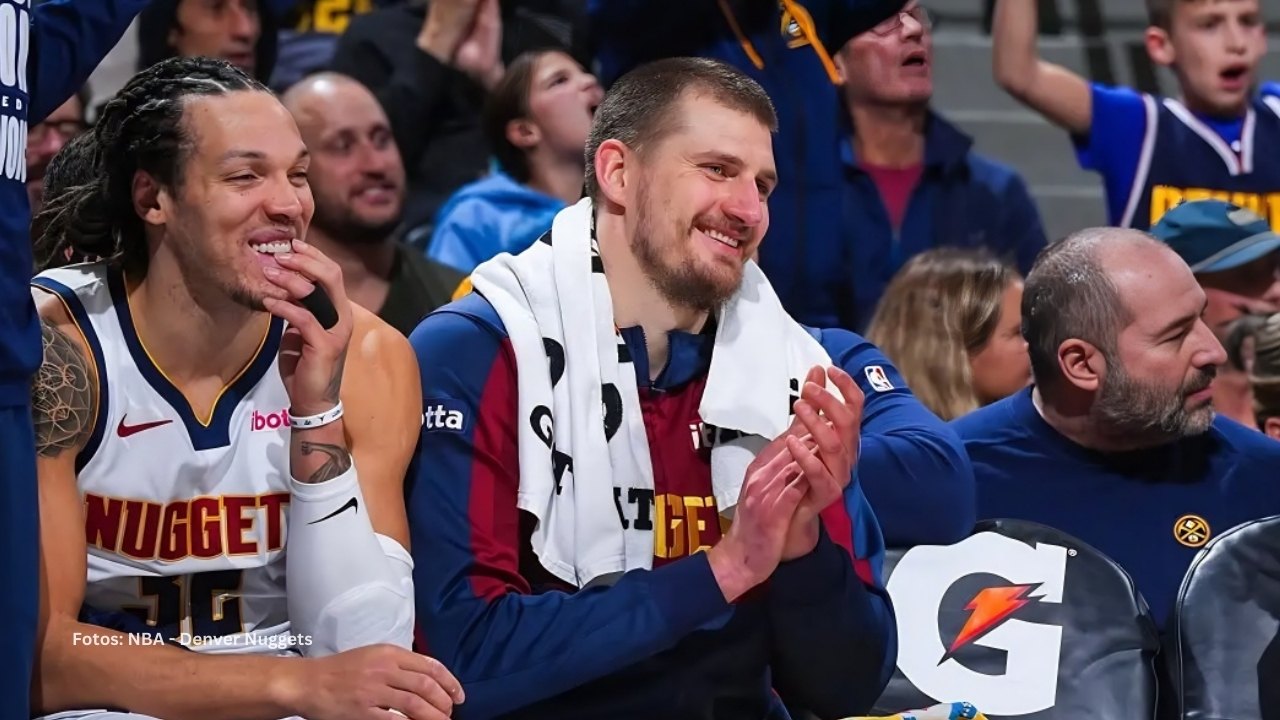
[991,0,1092,135]
[330,0,502,172]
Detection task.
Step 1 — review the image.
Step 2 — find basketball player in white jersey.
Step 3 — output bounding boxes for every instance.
[28,57,462,719]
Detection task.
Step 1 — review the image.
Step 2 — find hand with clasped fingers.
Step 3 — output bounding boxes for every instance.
[705,365,864,601]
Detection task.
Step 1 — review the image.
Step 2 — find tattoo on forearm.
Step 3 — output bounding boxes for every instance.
[300,441,352,483]
[32,321,95,457]
[323,348,346,405]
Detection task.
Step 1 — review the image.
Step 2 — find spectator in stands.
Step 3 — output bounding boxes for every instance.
[591,0,910,330]
[993,0,1278,232]
[32,132,100,271]
[283,72,465,335]
[953,226,1280,629]
[866,248,1029,420]
[1247,312,1280,439]
[831,2,1045,329]
[330,0,590,241]
[426,49,602,273]
[27,87,89,215]
[407,57,974,719]
[1150,199,1280,427]
[137,0,278,83]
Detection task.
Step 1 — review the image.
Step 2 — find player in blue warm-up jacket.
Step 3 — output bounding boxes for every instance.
[585,1,977,548]
[408,57,972,720]
[0,3,153,716]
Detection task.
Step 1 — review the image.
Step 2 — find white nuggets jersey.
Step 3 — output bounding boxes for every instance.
[33,264,300,656]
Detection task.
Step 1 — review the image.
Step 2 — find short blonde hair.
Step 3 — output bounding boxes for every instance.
[866,248,1020,420]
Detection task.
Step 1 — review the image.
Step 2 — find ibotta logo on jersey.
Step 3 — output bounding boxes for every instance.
[251,409,289,432]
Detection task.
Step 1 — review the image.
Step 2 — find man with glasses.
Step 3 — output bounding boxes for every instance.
[832,1,1045,331]
[27,87,90,214]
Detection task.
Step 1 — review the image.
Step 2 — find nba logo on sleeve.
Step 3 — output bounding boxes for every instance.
[865,365,894,392]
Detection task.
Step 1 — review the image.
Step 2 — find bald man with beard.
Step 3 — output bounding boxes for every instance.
[283,72,464,336]
[954,226,1280,632]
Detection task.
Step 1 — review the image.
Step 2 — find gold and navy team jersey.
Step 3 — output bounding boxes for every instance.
[32,264,298,655]
[1078,82,1280,232]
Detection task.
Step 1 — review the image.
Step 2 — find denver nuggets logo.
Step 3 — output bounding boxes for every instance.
[1174,514,1211,548]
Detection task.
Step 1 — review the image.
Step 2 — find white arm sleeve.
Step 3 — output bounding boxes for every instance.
[286,464,415,656]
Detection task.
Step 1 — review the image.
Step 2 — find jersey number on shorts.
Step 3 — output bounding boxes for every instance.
[124,569,245,640]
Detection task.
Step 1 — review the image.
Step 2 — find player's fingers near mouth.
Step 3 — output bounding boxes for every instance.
[276,240,347,303]
[261,262,315,300]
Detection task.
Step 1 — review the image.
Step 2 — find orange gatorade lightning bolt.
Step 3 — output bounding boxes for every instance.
[947,584,1042,655]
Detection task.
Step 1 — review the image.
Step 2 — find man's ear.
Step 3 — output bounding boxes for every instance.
[1264,416,1280,441]
[506,118,541,151]
[132,170,166,227]
[594,138,633,209]
[1145,25,1176,67]
[1058,338,1106,393]
[833,44,852,86]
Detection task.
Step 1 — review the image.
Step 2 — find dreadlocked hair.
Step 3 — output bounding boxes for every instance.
[38,56,267,274]
[33,131,102,271]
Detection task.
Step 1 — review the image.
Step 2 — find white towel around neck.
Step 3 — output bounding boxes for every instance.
[469,198,835,588]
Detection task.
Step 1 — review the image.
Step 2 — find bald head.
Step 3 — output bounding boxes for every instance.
[1094,229,1191,302]
[282,72,376,138]
[283,72,405,245]
[1023,227,1185,391]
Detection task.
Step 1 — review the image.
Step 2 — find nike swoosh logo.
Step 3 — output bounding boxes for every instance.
[308,497,358,525]
[117,416,174,438]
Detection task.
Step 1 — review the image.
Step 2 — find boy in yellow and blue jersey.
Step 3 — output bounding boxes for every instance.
[993,0,1279,231]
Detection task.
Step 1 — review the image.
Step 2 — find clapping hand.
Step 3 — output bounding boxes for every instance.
[706,365,864,601]
[746,365,864,561]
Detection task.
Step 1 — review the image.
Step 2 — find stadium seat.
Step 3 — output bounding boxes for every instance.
[1165,515,1280,720]
[871,519,1160,719]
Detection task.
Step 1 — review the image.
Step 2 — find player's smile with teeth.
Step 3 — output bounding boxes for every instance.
[252,241,294,254]
[699,225,741,249]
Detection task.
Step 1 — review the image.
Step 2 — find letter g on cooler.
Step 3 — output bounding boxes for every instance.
[886,533,1068,716]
